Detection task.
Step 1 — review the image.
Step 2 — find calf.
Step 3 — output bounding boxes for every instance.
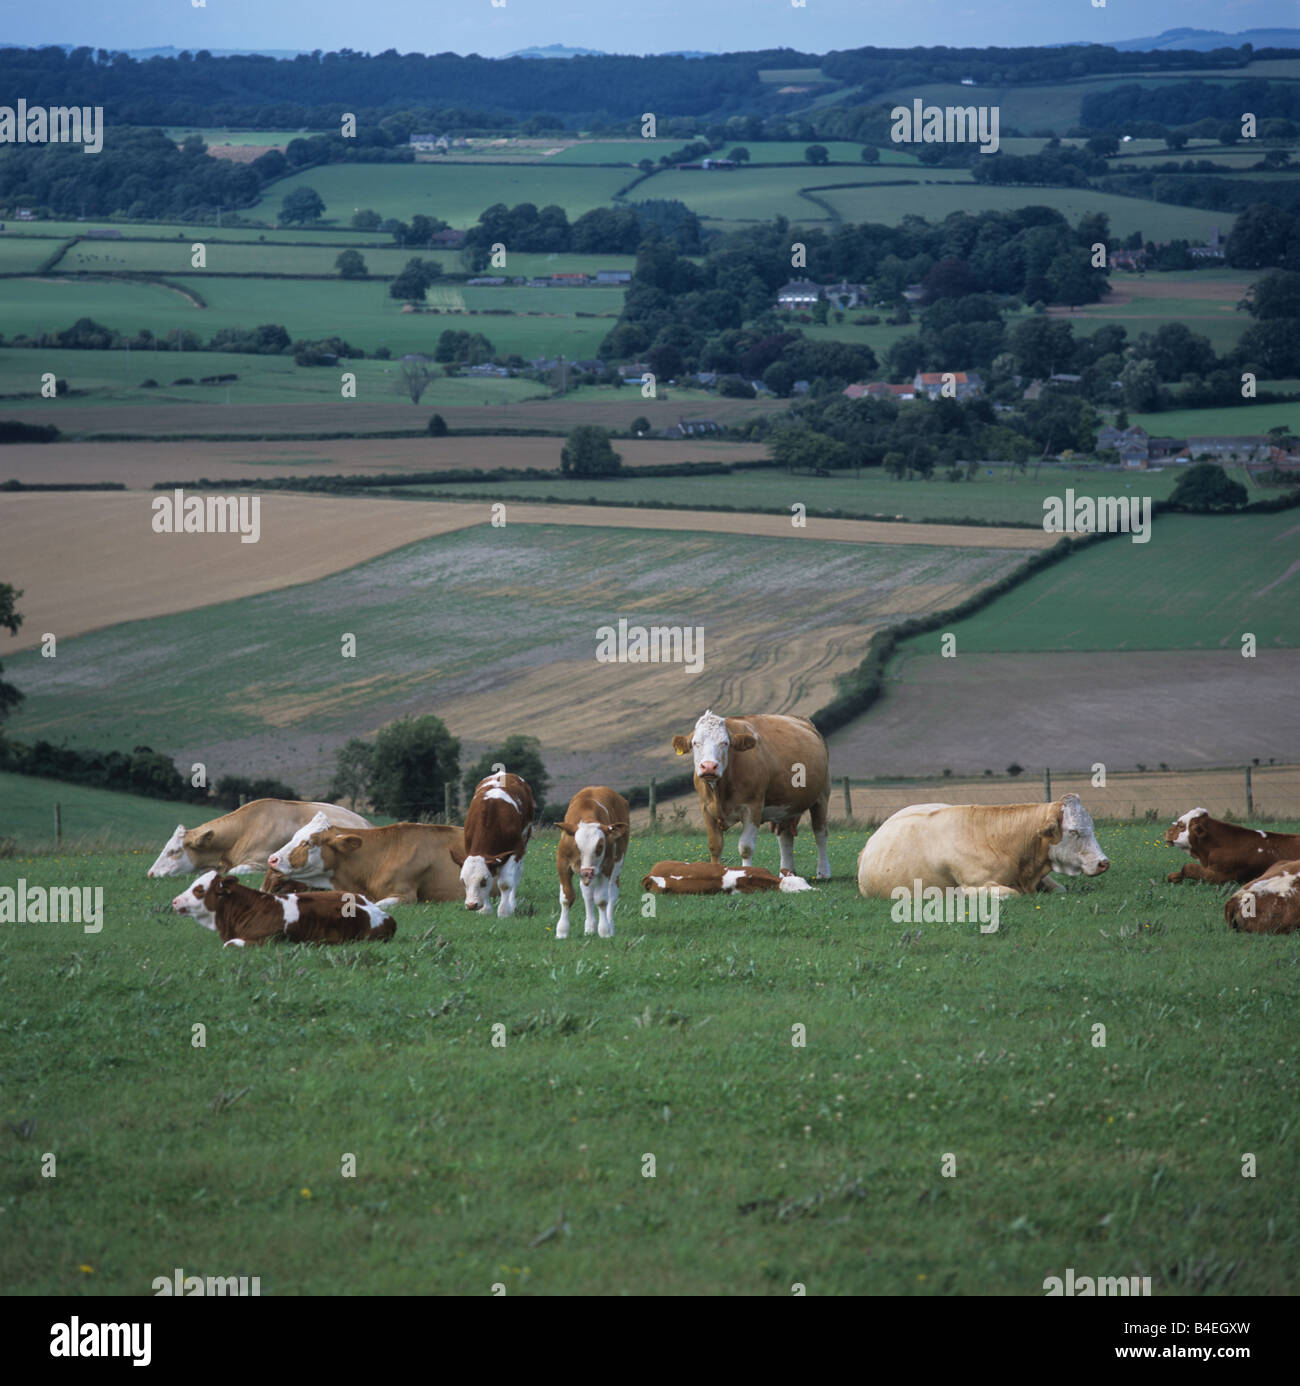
[451,772,534,915]
[171,871,397,947]
[642,862,813,895]
[858,795,1109,898]
[554,786,629,939]
[1164,808,1300,885]
[1224,861,1300,935]
[268,812,464,903]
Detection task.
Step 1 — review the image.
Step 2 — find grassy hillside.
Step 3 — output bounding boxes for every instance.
[2,826,1297,1295]
[0,772,204,853]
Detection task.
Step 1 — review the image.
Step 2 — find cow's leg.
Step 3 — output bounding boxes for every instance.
[557,863,574,940]
[1168,859,1235,885]
[579,875,599,936]
[497,856,523,918]
[1038,875,1065,893]
[811,795,831,880]
[777,825,796,873]
[980,883,1021,897]
[601,857,624,939]
[705,811,727,864]
[737,811,759,867]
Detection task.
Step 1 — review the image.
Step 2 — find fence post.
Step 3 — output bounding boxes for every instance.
[842,776,852,820]
[54,801,62,845]
[649,776,657,829]
[238,793,247,807]
[444,782,452,824]
[1245,764,1253,818]
[1044,767,1051,803]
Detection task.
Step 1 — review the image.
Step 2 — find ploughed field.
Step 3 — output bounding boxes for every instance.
[1,822,1296,1295]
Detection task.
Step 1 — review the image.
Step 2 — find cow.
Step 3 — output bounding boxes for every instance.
[1164,808,1300,885]
[146,799,370,879]
[451,772,534,915]
[554,786,629,939]
[857,795,1110,898]
[1224,861,1300,935]
[670,710,831,879]
[171,871,397,947]
[267,813,465,904]
[642,862,813,895]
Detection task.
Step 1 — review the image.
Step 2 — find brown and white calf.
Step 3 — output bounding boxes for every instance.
[451,772,534,915]
[146,799,369,879]
[1224,861,1300,934]
[671,709,831,878]
[1164,808,1300,885]
[641,861,814,895]
[171,871,397,947]
[268,812,465,903]
[554,786,629,938]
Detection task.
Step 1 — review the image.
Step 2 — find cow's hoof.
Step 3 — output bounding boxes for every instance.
[816,871,832,881]
[598,926,614,938]
[1166,873,1182,884]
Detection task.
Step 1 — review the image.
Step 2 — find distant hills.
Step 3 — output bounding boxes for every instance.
[1100,28,1300,52]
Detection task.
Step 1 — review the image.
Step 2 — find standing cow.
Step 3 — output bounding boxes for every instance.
[554,786,629,939]
[452,772,534,916]
[146,799,370,879]
[671,710,831,879]
[858,795,1109,897]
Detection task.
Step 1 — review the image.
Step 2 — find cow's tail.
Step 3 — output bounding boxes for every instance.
[779,874,813,892]
[374,896,402,911]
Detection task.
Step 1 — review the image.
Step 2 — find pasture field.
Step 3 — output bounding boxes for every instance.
[648,166,940,225]
[0,521,1029,796]
[0,238,64,273]
[0,773,205,854]
[819,186,1235,242]
[1,825,1297,1295]
[405,465,1186,526]
[57,241,424,279]
[1130,403,1300,437]
[163,129,309,146]
[258,164,632,227]
[1,221,387,244]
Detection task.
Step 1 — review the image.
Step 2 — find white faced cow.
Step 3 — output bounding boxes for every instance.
[146,799,369,879]
[554,786,629,939]
[671,710,831,879]
[452,772,534,916]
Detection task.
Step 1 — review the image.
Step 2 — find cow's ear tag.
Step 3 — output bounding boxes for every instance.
[676,747,685,755]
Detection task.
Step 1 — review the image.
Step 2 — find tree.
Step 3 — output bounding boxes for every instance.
[462,735,550,813]
[351,208,382,230]
[427,412,448,436]
[1164,130,1189,150]
[728,146,750,164]
[762,360,797,397]
[1170,462,1247,512]
[630,415,651,436]
[369,715,461,819]
[718,376,756,398]
[0,583,24,729]
[1084,133,1119,158]
[860,143,880,164]
[1006,763,1024,777]
[399,360,434,404]
[804,144,830,166]
[388,257,443,302]
[1119,358,1162,412]
[1226,204,1297,269]
[279,186,325,225]
[335,249,368,279]
[561,425,622,476]
[327,739,374,811]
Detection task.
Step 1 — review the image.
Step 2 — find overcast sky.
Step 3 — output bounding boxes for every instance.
[3,0,1295,59]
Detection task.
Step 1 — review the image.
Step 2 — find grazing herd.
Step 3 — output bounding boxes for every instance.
[143,707,1300,945]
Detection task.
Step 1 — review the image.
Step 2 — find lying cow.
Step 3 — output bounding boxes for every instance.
[642,862,813,895]
[1164,808,1300,885]
[267,812,465,904]
[858,794,1109,898]
[172,871,397,947]
[671,709,831,879]
[452,772,534,915]
[147,799,369,879]
[1224,861,1300,935]
[555,786,629,939]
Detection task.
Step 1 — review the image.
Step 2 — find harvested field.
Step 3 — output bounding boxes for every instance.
[0,436,772,488]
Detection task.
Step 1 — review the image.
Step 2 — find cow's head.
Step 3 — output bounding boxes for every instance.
[170,869,231,929]
[267,812,334,885]
[450,847,511,911]
[560,818,628,885]
[1164,807,1209,850]
[147,823,214,878]
[671,709,757,784]
[1042,794,1109,877]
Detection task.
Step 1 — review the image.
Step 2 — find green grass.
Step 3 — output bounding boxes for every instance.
[402,465,1183,526]
[259,164,632,227]
[650,166,927,225]
[1131,403,1300,437]
[0,773,203,853]
[58,241,425,278]
[898,509,1298,653]
[0,238,65,272]
[1,221,388,243]
[2,822,1297,1295]
[163,129,316,146]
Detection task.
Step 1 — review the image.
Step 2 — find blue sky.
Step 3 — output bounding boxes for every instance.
[2,0,1295,58]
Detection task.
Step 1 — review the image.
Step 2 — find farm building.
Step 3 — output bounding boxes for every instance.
[776,280,822,310]
[844,382,916,401]
[822,281,869,310]
[595,269,632,284]
[1181,436,1278,462]
[665,417,722,437]
[429,228,466,247]
[1189,227,1226,261]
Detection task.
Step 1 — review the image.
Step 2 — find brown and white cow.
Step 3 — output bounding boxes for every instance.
[1224,861,1300,934]
[642,862,814,895]
[670,710,831,878]
[555,786,629,939]
[451,772,534,915]
[267,813,465,904]
[857,795,1110,897]
[146,799,370,879]
[171,870,397,947]
[1164,808,1300,885]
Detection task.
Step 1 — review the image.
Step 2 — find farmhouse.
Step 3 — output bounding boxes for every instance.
[913,371,984,400]
[547,272,590,285]
[595,269,632,284]
[429,228,466,248]
[844,382,916,401]
[1181,435,1276,462]
[776,280,822,310]
[664,417,722,437]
